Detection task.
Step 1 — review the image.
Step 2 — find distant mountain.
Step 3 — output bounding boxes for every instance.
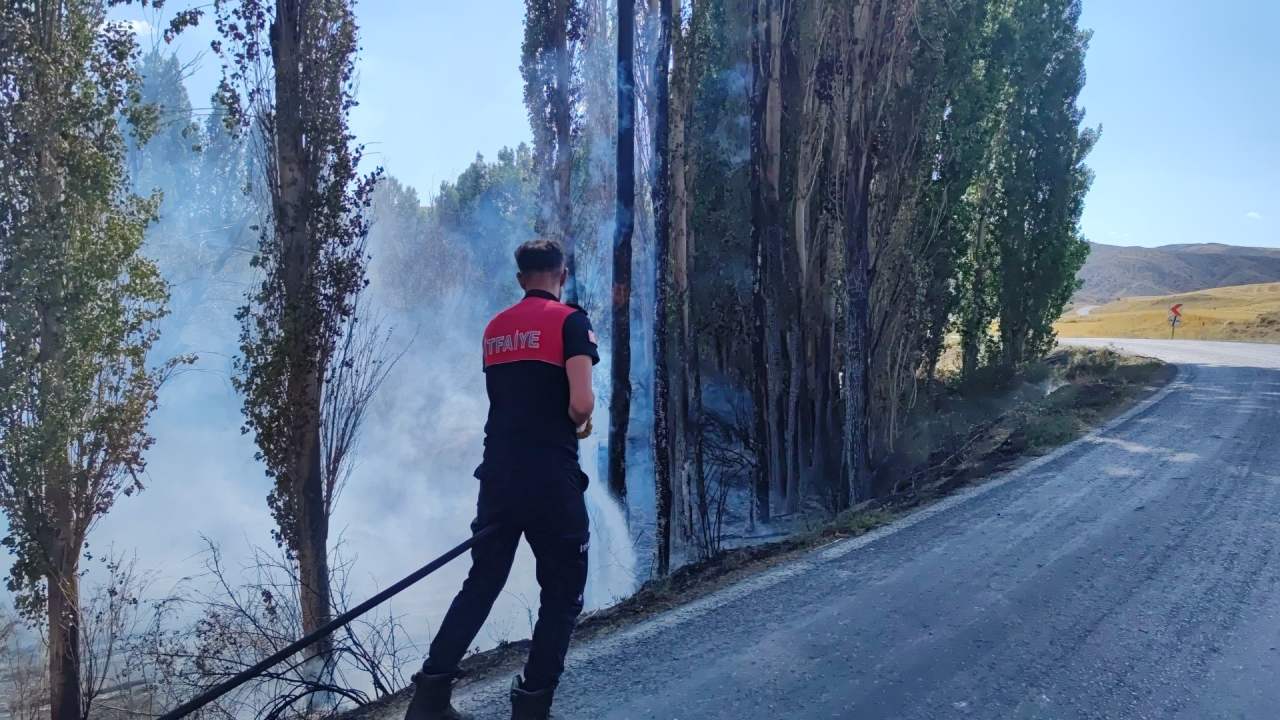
[1074,242,1280,303]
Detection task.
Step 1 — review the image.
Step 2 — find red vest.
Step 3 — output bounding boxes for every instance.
[482,295,577,370]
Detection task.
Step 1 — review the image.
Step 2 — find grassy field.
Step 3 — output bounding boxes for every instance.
[1056,281,1280,342]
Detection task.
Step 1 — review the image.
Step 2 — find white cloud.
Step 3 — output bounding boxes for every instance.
[1245,211,1264,221]
[124,19,153,36]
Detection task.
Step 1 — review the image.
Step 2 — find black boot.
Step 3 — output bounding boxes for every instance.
[404,672,470,720]
[509,675,555,720]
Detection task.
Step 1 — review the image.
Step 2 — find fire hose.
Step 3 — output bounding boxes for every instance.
[157,523,502,719]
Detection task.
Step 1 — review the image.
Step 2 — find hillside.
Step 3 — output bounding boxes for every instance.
[1057,281,1280,342]
[1075,242,1280,303]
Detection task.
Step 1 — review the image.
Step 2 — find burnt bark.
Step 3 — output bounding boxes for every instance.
[749,0,786,524]
[652,0,674,576]
[608,0,636,503]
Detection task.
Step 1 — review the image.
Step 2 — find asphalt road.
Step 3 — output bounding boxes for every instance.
[382,339,1280,719]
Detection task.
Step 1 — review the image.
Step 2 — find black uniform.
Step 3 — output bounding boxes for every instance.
[423,289,599,692]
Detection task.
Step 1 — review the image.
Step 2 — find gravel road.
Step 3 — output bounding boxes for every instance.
[376,339,1280,719]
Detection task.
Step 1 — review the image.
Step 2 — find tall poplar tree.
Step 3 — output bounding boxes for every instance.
[991,0,1094,366]
[211,0,381,691]
[0,4,187,718]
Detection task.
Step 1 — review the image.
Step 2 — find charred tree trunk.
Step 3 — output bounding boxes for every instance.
[749,0,786,524]
[784,4,835,512]
[609,0,636,503]
[652,0,674,577]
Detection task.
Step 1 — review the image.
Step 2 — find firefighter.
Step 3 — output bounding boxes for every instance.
[405,238,598,720]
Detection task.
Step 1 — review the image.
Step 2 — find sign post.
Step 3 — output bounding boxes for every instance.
[1169,303,1183,338]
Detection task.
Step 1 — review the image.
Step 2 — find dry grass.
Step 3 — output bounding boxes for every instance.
[1057,281,1280,342]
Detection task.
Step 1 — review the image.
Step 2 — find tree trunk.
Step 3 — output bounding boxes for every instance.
[669,0,698,545]
[36,126,80,720]
[838,0,913,505]
[294,416,333,681]
[651,0,674,577]
[609,0,636,503]
[46,568,80,720]
[961,189,990,379]
[749,0,786,524]
[46,471,81,720]
[272,0,333,675]
[552,0,578,301]
[843,151,873,506]
[780,0,832,516]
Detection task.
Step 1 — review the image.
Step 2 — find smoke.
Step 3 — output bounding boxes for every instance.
[92,198,644,662]
[317,259,640,645]
[0,154,636,711]
[0,11,658,680]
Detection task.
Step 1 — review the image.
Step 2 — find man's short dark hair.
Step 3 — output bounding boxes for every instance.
[515,238,566,274]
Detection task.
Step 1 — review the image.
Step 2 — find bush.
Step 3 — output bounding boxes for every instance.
[1061,347,1121,381]
[1023,411,1079,449]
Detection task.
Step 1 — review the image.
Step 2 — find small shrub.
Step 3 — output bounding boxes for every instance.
[1062,347,1121,381]
[1023,411,1079,449]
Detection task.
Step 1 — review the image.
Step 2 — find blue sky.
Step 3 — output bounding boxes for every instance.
[1078,1,1279,249]
[124,0,1279,248]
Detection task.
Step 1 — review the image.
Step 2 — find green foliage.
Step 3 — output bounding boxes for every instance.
[211,0,381,552]
[1022,410,1079,450]
[128,52,199,201]
[0,0,184,620]
[987,0,1095,366]
[433,146,539,291]
[942,0,1096,375]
